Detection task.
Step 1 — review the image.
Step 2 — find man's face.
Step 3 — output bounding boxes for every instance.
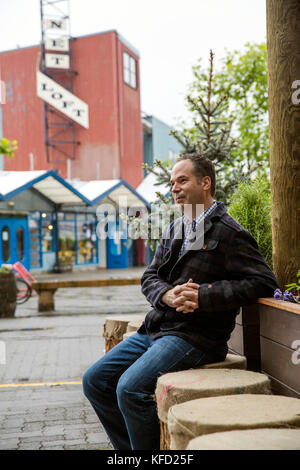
[170,159,210,211]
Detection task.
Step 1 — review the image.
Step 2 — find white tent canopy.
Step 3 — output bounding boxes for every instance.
[71,179,149,208]
[136,172,169,205]
[0,170,90,205]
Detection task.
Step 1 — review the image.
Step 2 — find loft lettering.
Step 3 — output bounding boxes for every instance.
[37,71,89,128]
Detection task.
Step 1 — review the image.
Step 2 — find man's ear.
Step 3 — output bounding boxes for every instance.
[201,176,211,191]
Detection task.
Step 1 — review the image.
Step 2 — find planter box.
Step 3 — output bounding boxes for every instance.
[52,263,73,273]
[228,304,261,371]
[0,272,17,318]
[228,298,300,398]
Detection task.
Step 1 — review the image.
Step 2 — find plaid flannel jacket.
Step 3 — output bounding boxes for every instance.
[139,201,279,358]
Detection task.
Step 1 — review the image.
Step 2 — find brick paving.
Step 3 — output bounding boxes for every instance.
[0,267,149,450]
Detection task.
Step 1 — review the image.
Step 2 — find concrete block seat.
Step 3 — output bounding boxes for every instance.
[155,368,270,450]
[168,394,300,450]
[186,428,300,450]
[102,315,145,352]
[199,353,246,370]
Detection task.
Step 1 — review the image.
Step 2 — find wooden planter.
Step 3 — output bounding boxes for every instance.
[0,272,17,318]
[228,298,300,398]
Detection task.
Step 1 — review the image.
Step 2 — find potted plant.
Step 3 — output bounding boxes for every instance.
[274,270,300,304]
[53,250,74,273]
[0,265,17,318]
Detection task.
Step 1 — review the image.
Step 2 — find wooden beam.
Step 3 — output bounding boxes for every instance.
[266,0,300,288]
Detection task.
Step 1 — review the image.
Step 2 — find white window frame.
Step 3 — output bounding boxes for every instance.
[123,51,137,89]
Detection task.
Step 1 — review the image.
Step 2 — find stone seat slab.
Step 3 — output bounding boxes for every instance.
[186,428,300,450]
[168,393,300,450]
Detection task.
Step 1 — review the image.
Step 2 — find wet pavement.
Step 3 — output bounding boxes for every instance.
[0,266,150,450]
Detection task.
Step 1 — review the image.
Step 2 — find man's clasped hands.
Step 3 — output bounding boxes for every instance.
[161,278,200,314]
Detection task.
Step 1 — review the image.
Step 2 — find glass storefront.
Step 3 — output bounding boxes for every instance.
[76,214,97,264]
[58,215,76,265]
[28,211,98,270]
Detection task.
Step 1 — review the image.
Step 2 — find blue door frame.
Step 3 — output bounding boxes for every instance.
[106,221,128,269]
[0,217,30,270]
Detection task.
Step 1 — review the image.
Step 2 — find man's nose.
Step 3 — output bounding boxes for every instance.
[172,182,180,192]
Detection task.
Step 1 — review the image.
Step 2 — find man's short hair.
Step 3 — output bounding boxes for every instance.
[176,153,216,197]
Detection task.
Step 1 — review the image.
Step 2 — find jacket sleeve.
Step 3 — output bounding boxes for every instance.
[141,236,173,311]
[197,229,279,312]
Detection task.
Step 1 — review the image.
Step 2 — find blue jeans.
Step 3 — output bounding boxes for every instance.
[82,332,216,450]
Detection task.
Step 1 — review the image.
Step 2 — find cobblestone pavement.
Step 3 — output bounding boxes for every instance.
[0,267,150,450]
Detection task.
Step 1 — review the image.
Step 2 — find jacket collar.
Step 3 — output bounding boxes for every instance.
[165,201,226,255]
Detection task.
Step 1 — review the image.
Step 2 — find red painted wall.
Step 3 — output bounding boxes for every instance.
[0,46,50,173]
[0,31,143,187]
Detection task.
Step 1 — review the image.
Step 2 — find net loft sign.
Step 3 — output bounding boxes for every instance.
[44,16,70,69]
[37,70,89,128]
[45,53,70,69]
[45,37,69,51]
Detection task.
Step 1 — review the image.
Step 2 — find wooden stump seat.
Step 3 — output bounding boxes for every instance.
[126,320,144,333]
[186,428,300,450]
[122,319,144,340]
[123,331,136,340]
[168,394,300,450]
[102,315,144,352]
[155,368,271,450]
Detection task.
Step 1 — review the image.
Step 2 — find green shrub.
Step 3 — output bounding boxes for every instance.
[228,177,273,267]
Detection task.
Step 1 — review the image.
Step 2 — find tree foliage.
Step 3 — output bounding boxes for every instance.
[171,43,269,203]
[0,137,18,158]
[127,44,270,250]
[228,177,273,268]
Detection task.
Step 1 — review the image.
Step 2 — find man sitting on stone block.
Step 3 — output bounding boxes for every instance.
[82,153,279,450]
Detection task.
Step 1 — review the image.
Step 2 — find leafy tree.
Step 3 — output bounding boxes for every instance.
[0,138,18,158]
[127,45,270,250]
[171,43,269,203]
[212,42,268,173]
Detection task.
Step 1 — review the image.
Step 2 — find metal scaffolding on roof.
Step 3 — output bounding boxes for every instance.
[40,0,80,165]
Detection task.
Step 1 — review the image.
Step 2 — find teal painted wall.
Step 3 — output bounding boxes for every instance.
[143,115,182,174]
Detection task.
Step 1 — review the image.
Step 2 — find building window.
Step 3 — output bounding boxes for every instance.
[16,227,25,261]
[42,216,54,252]
[123,51,137,89]
[58,216,76,265]
[1,226,10,262]
[77,214,97,264]
[29,212,42,268]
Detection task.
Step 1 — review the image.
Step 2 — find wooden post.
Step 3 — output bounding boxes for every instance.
[266,0,300,288]
[38,289,57,312]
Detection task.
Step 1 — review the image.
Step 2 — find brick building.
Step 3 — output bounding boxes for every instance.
[0,30,144,188]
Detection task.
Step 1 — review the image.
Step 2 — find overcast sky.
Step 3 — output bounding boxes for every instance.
[0,0,267,126]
